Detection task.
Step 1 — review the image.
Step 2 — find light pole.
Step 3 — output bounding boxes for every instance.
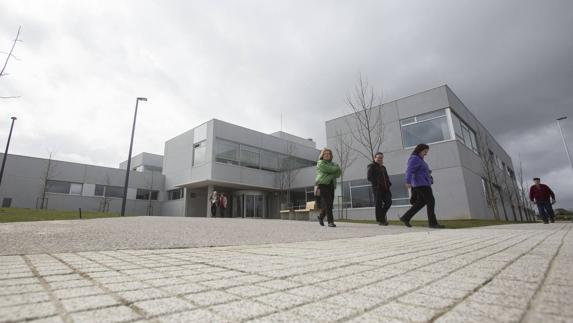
[121,97,147,216]
[0,117,17,188]
[556,116,573,171]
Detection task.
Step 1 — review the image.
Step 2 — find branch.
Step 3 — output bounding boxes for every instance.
[0,26,22,77]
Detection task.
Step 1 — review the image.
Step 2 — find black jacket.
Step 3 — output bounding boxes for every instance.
[367,162,392,191]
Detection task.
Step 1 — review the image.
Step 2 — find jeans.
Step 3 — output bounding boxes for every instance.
[319,183,335,224]
[536,201,555,223]
[401,186,438,226]
[373,188,392,223]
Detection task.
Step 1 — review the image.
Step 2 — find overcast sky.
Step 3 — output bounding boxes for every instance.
[1,0,572,209]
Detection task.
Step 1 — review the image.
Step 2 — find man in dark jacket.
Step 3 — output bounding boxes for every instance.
[367,152,392,225]
[529,177,556,224]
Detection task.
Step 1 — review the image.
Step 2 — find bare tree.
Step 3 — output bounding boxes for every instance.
[333,129,357,219]
[38,153,57,209]
[1,26,22,99]
[516,156,535,221]
[98,174,112,213]
[477,129,500,220]
[277,142,302,209]
[499,165,519,222]
[144,170,157,216]
[344,74,385,162]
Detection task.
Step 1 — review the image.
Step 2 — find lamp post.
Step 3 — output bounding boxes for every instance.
[556,116,573,171]
[120,97,147,217]
[0,117,17,188]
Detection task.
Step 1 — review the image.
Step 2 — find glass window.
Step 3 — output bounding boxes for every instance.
[401,109,451,148]
[136,189,159,200]
[193,140,207,166]
[70,183,83,195]
[240,145,260,169]
[451,112,479,154]
[193,123,207,143]
[105,186,124,198]
[46,180,71,194]
[168,188,183,200]
[260,150,279,171]
[215,139,239,165]
[94,184,105,196]
[389,174,409,205]
[351,186,374,208]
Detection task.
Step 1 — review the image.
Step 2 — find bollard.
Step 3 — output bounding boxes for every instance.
[79,208,82,219]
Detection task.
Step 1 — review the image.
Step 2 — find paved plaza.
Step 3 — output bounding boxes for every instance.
[0,218,571,322]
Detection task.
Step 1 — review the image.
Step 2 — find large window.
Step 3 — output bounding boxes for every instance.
[260,150,279,171]
[136,189,159,200]
[193,141,207,166]
[400,109,451,148]
[240,145,260,169]
[46,180,83,195]
[451,113,479,154]
[168,188,184,200]
[341,174,410,208]
[215,140,239,165]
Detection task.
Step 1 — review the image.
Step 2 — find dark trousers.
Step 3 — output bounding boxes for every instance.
[319,184,335,224]
[373,188,392,223]
[401,186,438,225]
[536,201,555,223]
[211,203,217,217]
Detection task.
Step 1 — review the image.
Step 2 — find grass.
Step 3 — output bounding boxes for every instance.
[0,207,126,223]
[338,218,522,229]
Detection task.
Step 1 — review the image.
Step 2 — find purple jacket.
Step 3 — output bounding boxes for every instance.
[405,154,432,187]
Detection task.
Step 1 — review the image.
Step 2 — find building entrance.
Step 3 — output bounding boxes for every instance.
[232,190,265,218]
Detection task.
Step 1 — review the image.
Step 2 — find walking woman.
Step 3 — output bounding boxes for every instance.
[399,144,445,229]
[315,148,341,227]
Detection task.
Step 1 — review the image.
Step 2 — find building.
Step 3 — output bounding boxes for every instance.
[0,85,527,221]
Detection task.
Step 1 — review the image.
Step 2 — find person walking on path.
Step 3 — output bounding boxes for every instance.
[399,144,445,229]
[210,191,219,217]
[219,193,228,217]
[367,152,392,226]
[529,177,556,224]
[315,148,341,227]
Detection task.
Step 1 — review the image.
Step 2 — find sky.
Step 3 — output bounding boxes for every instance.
[1,0,572,209]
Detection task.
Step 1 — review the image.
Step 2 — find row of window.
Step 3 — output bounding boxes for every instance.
[46,180,159,200]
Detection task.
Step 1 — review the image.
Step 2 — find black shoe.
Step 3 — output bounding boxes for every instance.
[399,216,412,228]
[378,221,388,226]
[429,224,446,229]
[328,222,336,227]
[543,221,549,224]
[318,215,325,226]
[550,220,555,223]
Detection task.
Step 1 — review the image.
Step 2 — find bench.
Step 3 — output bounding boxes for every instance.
[279,209,291,220]
[294,201,319,221]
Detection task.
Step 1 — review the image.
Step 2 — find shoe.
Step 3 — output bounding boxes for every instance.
[399,216,412,228]
[543,221,549,224]
[550,220,555,223]
[328,222,337,227]
[318,215,325,226]
[429,224,446,229]
[378,221,388,226]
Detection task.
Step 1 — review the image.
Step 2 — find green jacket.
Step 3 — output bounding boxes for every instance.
[315,160,341,188]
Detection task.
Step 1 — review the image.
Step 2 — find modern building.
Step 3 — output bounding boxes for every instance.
[0,85,527,221]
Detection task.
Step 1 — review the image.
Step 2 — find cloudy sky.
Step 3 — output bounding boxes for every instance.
[1,0,572,209]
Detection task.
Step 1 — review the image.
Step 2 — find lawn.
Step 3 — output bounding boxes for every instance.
[0,207,125,223]
[338,218,523,229]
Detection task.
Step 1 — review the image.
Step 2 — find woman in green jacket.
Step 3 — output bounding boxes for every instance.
[315,148,341,227]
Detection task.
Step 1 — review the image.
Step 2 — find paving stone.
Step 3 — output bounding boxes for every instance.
[255,279,300,291]
[254,292,310,310]
[117,288,170,303]
[323,291,384,311]
[103,281,149,292]
[134,297,194,316]
[184,290,240,307]
[289,301,359,322]
[449,301,525,322]
[209,300,276,321]
[226,285,275,298]
[246,311,309,323]
[156,309,231,322]
[160,282,209,295]
[53,286,106,299]
[0,291,51,307]
[61,294,119,312]
[0,301,58,322]
[368,301,439,322]
[398,292,458,310]
[69,305,141,323]
[0,283,45,295]
[285,285,338,300]
[466,290,532,309]
[49,279,94,289]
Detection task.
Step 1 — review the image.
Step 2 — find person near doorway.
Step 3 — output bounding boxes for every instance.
[210,191,219,217]
[529,177,556,224]
[219,193,228,217]
[367,152,392,226]
[399,144,445,229]
[315,148,341,227]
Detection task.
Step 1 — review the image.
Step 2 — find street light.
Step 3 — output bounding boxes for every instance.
[556,116,573,171]
[120,97,147,217]
[0,117,17,188]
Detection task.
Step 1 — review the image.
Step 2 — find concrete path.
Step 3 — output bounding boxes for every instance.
[0,220,571,322]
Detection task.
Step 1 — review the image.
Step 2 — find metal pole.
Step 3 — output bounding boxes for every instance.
[0,117,17,188]
[121,98,146,216]
[556,117,573,171]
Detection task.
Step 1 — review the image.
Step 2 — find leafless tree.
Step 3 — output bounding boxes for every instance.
[333,129,357,219]
[144,169,157,216]
[477,130,501,220]
[344,74,385,162]
[99,174,112,213]
[277,142,301,209]
[516,157,535,221]
[1,26,22,99]
[38,153,57,209]
[499,165,519,222]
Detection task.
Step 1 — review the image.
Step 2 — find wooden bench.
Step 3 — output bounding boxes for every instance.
[279,209,291,220]
[294,201,319,221]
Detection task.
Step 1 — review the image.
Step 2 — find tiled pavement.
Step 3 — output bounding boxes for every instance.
[0,222,571,322]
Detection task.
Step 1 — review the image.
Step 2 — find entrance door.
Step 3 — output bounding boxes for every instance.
[232,191,265,218]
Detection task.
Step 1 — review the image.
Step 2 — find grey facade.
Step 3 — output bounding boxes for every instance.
[0,85,525,221]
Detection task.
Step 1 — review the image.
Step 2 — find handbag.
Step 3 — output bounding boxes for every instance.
[314,185,320,197]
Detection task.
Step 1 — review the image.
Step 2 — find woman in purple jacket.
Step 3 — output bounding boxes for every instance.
[399,144,445,229]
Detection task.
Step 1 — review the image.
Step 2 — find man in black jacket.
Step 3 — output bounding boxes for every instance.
[367,152,392,225]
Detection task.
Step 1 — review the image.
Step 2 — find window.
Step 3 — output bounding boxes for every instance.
[400,109,451,148]
[215,139,239,165]
[46,180,83,195]
[193,140,207,166]
[451,113,479,154]
[240,145,260,169]
[389,174,409,205]
[136,189,159,200]
[105,186,124,198]
[94,184,105,196]
[168,188,184,200]
[341,175,410,208]
[260,150,279,171]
